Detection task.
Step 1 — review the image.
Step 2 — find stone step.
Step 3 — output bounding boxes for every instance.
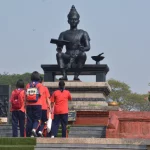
[69,126,106,130]
[36,138,150,150]
[35,143,147,150]
[0,124,20,137]
[68,126,106,138]
[0,124,12,129]
[69,101,109,107]
[0,125,12,137]
[68,134,105,138]
[0,133,12,137]
[44,82,111,101]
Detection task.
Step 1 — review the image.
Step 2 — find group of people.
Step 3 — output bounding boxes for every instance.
[10,71,72,138]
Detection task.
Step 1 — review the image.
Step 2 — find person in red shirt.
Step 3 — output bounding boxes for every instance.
[51,80,72,138]
[37,76,51,137]
[10,79,25,137]
[25,71,45,137]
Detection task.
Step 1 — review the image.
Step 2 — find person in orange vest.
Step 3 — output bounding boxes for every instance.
[50,80,72,138]
[37,76,51,137]
[25,71,45,137]
[10,79,26,137]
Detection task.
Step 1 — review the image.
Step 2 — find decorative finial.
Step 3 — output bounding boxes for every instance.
[67,5,80,19]
[91,53,105,65]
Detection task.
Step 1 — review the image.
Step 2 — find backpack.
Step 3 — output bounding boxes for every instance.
[26,82,40,103]
[12,89,23,109]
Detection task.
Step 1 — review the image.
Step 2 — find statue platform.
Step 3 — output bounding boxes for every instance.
[41,64,109,82]
[44,82,111,102]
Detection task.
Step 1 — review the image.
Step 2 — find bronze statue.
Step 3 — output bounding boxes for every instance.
[51,5,90,80]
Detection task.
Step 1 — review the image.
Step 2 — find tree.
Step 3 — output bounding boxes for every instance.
[0,72,39,90]
[121,92,150,111]
[107,78,150,111]
[107,79,131,102]
[0,72,45,90]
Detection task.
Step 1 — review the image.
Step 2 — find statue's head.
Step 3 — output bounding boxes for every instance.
[67,5,80,28]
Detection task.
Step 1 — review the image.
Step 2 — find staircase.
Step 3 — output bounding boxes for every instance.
[0,124,13,137]
[0,125,150,150]
[68,126,106,138]
[0,124,21,137]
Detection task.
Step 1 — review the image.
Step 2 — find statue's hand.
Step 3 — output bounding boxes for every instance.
[56,47,62,53]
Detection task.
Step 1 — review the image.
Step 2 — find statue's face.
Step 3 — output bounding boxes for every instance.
[68,15,79,28]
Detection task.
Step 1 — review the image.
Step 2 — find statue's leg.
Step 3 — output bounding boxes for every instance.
[74,52,87,80]
[56,53,70,80]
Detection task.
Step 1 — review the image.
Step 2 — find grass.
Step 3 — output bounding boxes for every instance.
[0,138,35,150]
[0,138,36,145]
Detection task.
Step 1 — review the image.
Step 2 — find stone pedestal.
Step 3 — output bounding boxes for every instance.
[41,64,109,82]
[70,107,119,126]
[44,82,111,104]
[41,63,112,138]
[44,81,114,138]
[44,81,113,123]
[40,64,150,140]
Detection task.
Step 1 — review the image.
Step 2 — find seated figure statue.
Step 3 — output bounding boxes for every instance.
[56,5,91,80]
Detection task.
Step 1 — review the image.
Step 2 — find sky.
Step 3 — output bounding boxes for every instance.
[0,0,150,94]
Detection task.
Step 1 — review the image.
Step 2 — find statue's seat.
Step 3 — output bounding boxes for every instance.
[41,64,109,82]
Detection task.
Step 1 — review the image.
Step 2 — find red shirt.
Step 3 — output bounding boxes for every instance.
[42,86,50,110]
[10,89,25,112]
[26,82,44,106]
[51,89,72,114]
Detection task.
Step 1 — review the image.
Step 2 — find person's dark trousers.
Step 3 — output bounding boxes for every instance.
[26,105,42,137]
[38,110,47,133]
[51,113,68,137]
[12,110,25,137]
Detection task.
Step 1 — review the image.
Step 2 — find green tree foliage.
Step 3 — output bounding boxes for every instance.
[108,79,131,102]
[0,72,44,90]
[121,93,149,111]
[108,78,150,111]
[0,72,31,90]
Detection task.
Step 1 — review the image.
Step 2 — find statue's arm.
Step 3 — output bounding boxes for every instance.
[83,31,91,52]
[58,32,64,40]
[56,32,64,52]
[58,32,64,48]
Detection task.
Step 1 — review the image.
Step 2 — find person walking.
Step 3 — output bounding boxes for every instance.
[10,79,26,137]
[50,80,72,138]
[25,71,44,137]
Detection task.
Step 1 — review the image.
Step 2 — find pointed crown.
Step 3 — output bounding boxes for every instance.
[67,5,80,19]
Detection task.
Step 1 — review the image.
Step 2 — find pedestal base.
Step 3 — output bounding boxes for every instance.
[44,82,111,101]
[41,64,109,82]
[69,106,120,126]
